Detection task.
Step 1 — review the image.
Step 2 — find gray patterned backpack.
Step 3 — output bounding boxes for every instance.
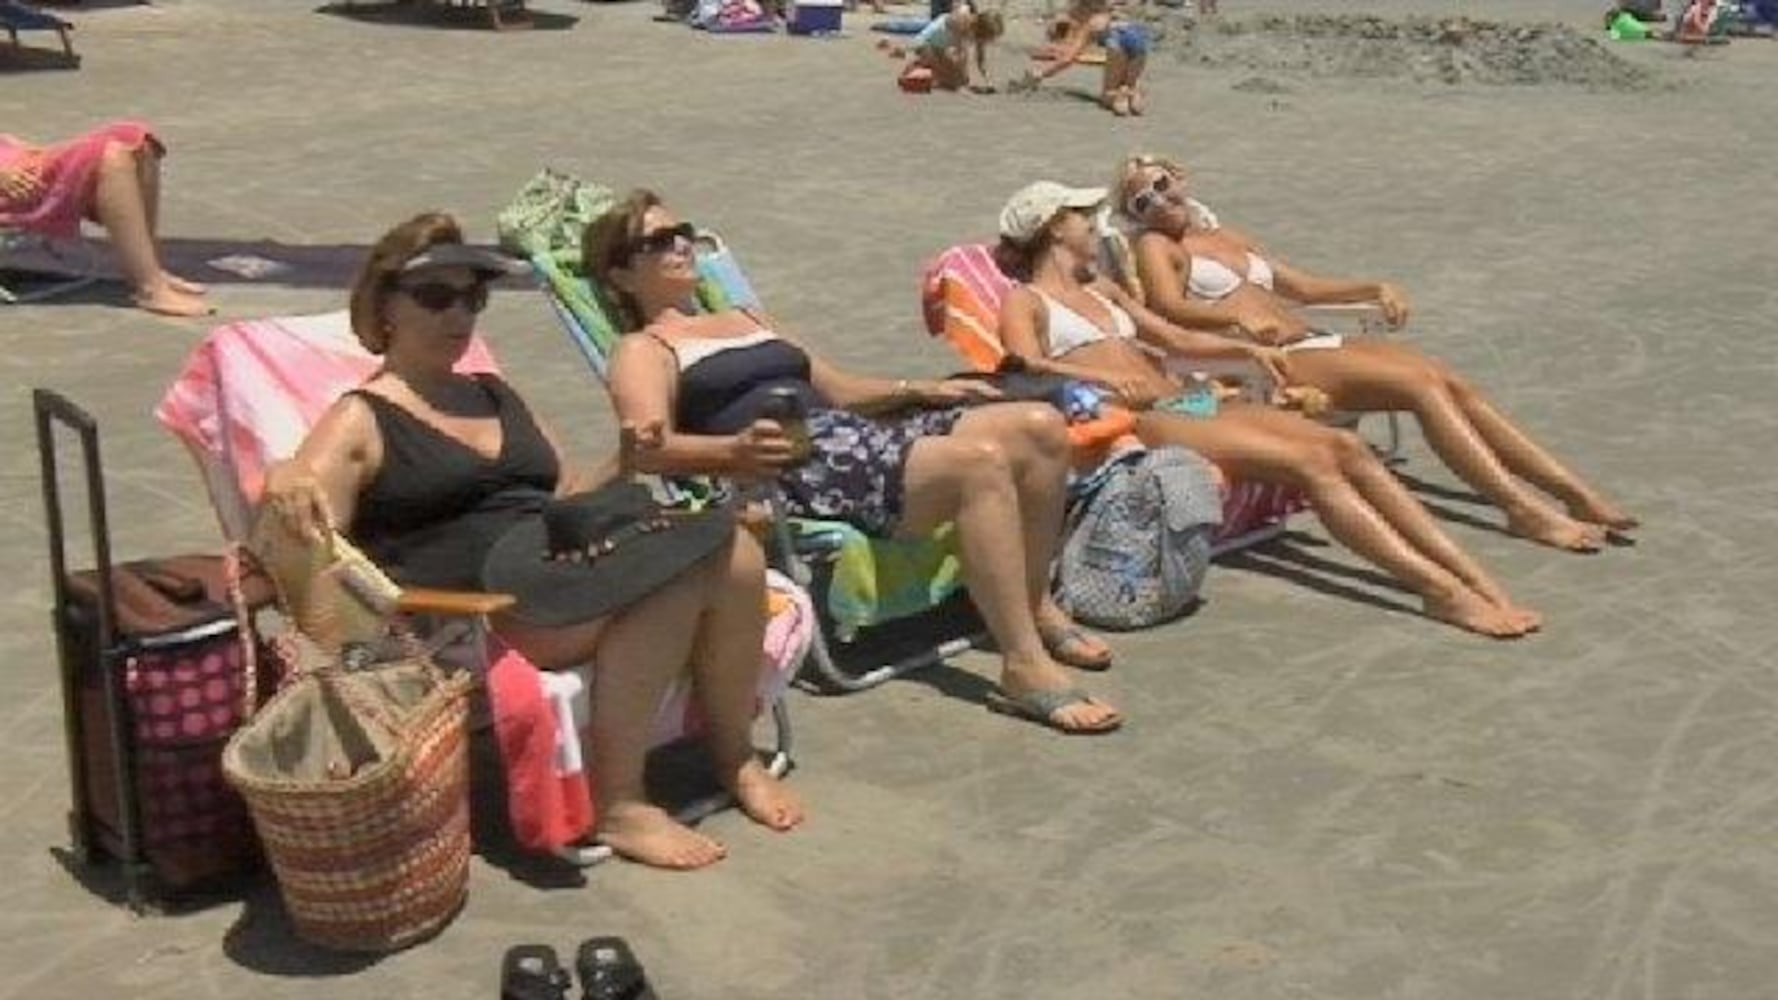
[1054,447,1223,630]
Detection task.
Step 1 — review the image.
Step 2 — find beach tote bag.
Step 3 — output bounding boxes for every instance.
[1055,447,1222,630]
[496,169,616,262]
[223,636,472,952]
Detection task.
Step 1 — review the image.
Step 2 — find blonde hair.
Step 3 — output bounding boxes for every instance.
[347,212,465,354]
[1113,153,1188,222]
[581,189,664,334]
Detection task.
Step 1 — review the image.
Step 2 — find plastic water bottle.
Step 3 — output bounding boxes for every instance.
[1179,372,1219,418]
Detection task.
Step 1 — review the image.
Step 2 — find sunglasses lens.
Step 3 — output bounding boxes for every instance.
[1153,174,1172,195]
[406,284,454,311]
[403,281,487,313]
[637,223,696,256]
[1132,193,1156,216]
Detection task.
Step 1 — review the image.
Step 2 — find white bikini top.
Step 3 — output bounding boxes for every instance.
[1035,287,1136,358]
[1186,251,1274,301]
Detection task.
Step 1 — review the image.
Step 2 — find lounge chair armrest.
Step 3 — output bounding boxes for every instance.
[397,588,516,617]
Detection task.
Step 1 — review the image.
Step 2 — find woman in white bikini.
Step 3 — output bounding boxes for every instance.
[996,181,1542,639]
[1115,154,1637,552]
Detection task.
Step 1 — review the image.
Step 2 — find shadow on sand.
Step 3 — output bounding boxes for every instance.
[1218,530,1422,619]
[314,0,580,31]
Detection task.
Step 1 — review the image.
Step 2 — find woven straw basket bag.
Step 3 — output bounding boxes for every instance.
[226,516,473,952]
[223,637,473,951]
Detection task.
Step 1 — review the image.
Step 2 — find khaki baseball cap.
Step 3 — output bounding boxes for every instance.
[998,181,1108,245]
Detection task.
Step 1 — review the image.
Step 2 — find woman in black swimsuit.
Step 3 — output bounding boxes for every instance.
[589,190,1123,736]
[260,213,801,871]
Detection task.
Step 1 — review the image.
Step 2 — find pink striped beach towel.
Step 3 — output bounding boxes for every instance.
[155,311,500,539]
[920,244,1306,545]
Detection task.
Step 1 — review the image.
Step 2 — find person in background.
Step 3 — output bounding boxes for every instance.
[1018,0,1151,116]
[0,121,211,317]
[910,2,1005,93]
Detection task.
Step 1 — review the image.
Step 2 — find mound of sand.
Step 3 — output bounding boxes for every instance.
[1144,14,1662,89]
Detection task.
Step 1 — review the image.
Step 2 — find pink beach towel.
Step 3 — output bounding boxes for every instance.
[156,311,499,536]
[1,121,160,240]
[489,570,812,854]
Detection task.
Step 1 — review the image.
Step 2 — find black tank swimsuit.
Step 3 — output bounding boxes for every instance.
[348,374,560,592]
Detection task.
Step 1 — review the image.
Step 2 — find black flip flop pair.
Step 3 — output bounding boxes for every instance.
[502,938,657,1000]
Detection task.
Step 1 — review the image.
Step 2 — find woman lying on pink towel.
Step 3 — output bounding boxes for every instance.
[0,120,211,317]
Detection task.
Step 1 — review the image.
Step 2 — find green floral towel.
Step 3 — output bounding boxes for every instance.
[496,168,616,262]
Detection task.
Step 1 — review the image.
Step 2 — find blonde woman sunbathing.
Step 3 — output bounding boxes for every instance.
[1115,154,1636,551]
[996,181,1541,639]
[588,189,1122,734]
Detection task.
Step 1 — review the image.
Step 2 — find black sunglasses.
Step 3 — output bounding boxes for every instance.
[397,279,490,315]
[630,222,698,259]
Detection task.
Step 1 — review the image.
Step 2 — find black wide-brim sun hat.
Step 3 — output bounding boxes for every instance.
[482,483,735,627]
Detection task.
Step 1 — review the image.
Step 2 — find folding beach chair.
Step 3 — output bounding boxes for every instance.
[1095,212,1405,464]
[0,228,100,305]
[533,240,988,694]
[504,169,985,693]
[1,0,78,66]
[921,241,1309,555]
[154,310,804,865]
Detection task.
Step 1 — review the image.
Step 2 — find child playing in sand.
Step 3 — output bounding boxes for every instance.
[1015,0,1150,116]
[910,2,1004,92]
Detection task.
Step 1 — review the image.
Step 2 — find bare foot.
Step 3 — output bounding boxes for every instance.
[596,802,727,870]
[1495,600,1543,633]
[164,272,208,295]
[1567,495,1639,533]
[1127,89,1146,115]
[134,285,213,318]
[721,758,804,832]
[1106,92,1131,116]
[1507,507,1605,553]
[1001,656,1122,731]
[1461,577,1544,633]
[1424,588,1534,639]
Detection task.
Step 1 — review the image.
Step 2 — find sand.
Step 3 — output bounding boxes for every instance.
[1149,14,1664,89]
[3,1,1777,998]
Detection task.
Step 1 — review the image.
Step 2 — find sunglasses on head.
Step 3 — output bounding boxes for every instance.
[631,222,698,259]
[1127,172,1183,218]
[397,279,490,314]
